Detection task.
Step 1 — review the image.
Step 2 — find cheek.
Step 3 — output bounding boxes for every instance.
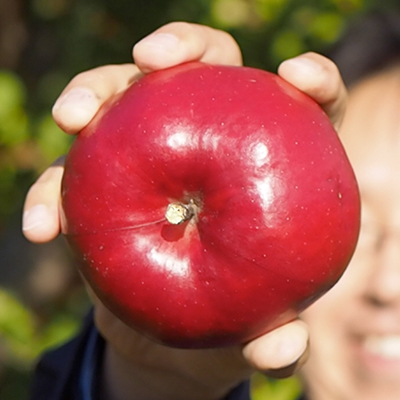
[302,292,343,330]
[301,284,353,370]
[302,262,361,328]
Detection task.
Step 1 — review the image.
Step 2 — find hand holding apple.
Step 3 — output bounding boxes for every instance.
[23,21,352,400]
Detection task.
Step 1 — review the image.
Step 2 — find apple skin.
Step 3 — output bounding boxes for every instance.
[61,62,360,348]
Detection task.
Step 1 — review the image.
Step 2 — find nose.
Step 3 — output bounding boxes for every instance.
[364,232,400,306]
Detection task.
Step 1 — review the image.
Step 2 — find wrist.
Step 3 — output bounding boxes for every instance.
[99,343,249,400]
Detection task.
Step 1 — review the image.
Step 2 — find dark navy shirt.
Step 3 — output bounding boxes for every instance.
[29,312,251,400]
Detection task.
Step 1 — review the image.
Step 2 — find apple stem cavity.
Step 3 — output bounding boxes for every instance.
[165,200,197,225]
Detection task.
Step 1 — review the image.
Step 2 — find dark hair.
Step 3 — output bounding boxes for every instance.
[327,10,400,87]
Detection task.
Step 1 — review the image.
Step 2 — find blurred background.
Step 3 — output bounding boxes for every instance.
[0,0,398,398]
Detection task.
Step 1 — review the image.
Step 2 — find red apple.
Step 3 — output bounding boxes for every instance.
[61,62,360,348]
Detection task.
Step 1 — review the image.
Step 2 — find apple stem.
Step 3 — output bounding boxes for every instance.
[165,200,196,225]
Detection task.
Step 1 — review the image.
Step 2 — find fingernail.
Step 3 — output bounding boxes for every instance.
[281,56,324,77]
[275,333,308,366]
[137,33,180,53]
[52,87,99,125]
[23,204,51,232]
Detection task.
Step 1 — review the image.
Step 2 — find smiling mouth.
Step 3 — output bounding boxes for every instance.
[364,335,400,359]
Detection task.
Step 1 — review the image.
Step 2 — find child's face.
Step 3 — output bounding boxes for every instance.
[301,68,400,400]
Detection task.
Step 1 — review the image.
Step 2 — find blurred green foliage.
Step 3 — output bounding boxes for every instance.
[0,71,70,225]
[252,373,302,400]
[0,289,80,363]
[0,287,84,398]
[0,0,399,398]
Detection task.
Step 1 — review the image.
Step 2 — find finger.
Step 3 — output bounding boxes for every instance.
[262,343,309,379]
[242,320,309,379]
[22,157,65,243]
[52,64,141,134]
[133,22,242,73]
[278,52,347,130]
